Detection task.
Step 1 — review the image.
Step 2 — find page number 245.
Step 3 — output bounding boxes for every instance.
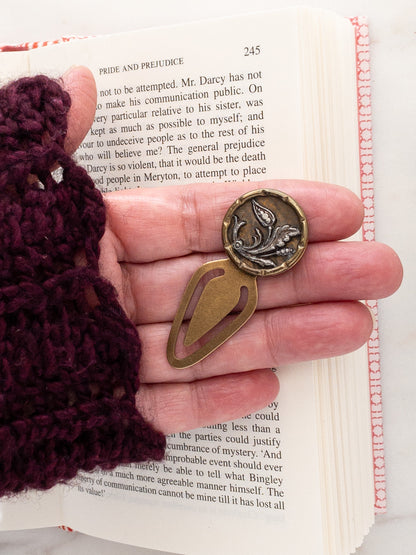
[244,45,261,56]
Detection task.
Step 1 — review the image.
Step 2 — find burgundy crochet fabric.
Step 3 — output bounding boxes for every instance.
[0,75,166,496]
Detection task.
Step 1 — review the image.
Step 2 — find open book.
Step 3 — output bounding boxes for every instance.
[0,7,383,554]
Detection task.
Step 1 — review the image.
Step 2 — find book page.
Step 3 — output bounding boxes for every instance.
[61,364,322,555]
[0,7,373,555]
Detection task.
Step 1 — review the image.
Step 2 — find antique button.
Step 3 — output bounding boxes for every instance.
[222,189,308,277]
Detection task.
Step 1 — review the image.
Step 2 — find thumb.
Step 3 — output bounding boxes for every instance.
[61,66,97,154]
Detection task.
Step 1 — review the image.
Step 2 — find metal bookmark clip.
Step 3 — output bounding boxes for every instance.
[167,189,308,368]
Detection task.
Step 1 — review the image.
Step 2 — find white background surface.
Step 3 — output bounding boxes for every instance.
[0,0,414,553]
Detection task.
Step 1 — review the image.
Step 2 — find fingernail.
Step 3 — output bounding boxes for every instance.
[366,302,377,331]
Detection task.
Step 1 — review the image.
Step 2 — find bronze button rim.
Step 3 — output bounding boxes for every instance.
[222,188,308,277]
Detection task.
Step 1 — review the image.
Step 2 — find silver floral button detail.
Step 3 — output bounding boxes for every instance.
[222,189,308,277]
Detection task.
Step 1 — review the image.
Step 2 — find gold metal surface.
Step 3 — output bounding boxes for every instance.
[167,188,308,368]
[167,259,257,369]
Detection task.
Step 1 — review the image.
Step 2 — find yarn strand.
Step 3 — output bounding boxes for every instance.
[0,75,166,496]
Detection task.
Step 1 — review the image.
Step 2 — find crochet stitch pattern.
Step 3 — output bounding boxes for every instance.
[0,75,166,496]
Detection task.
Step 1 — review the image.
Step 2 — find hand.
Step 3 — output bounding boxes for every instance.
[64,68,403,435]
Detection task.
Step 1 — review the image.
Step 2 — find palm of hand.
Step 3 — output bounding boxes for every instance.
[63,67,402,434]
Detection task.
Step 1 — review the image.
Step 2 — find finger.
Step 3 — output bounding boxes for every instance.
[136,369,279,434]
[103,180,364,263]
[138,301,373,384]
[122,241,402,324]
[61,66,97,154]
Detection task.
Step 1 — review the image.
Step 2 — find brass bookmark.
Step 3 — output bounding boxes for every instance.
[167,189,308,368]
